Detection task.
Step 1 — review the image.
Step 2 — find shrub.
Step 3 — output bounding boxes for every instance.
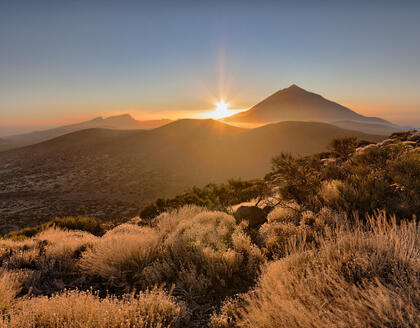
[80,206,265,302]
[258,222,311,259]
[6,216,104,240]
[0,270,21,317]
[319,179,342,204]
[209,296,245,328]
[140,179,268,220]
[1,288,188,328]
[158,211,265,300]
[266,204,301,225]
[335,144,420,219]
[5,226,41,241]
[2,228,98,294]
[268,153,323,210]
[234,213,420,327]
[267,137,420,220]
[49,217,104,236]
[79,225,162,290]
[328,136,359,159]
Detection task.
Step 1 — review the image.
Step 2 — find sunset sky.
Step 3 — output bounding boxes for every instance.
[1,0,419,135]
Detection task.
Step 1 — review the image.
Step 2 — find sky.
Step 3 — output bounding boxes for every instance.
[0,0,419,135]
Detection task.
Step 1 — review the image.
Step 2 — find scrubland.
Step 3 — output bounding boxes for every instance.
[0,131,419,327]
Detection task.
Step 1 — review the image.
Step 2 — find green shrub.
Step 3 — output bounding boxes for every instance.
[140,179,268,220]
[49,217,104,235]
[267,153,323,210]
[328,136,359,159]
[6,216,104,240]
[267,137,420,220]
[334,144,420,219]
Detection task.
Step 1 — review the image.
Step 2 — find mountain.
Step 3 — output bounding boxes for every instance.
[0,119,383,233]
[0,114,172,152]
[225,84,394,126]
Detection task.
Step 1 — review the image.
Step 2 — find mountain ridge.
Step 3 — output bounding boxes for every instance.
[0,114,172,152]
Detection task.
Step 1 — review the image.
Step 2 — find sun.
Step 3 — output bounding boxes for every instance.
[199,99,246,120]
[209,100,232,120]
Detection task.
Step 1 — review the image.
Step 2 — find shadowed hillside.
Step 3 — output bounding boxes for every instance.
[332,120,404,135]
[0,119,383,232]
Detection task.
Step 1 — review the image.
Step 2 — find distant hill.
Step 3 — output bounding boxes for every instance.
[0,138,16,152]
[0,119,383,233]
[0,138,9,148]
[331,120,404,135]
[0,114,172,152]
[225,84,394,126]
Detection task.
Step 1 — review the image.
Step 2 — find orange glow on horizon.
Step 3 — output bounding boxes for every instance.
[5,100,414,128]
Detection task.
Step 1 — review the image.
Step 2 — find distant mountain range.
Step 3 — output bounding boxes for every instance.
[0,84,413,232]
[0,119,383,233]
[0,84,408,153]
[0,114,172,152]
[225,84,405,134]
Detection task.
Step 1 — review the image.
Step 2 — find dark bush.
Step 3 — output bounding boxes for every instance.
[266,136,420,220]
[5,216,104,240]
[139,179,268,220]
[328,136,359,159]
[49,217,104,235]
[267,153,323,210]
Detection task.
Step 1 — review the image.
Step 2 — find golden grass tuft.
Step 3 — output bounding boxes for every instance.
[266,203,301,225]
[79,206,265,300]
[0,287,187,328]
[0,270,21,316]
[79,225,162,290]
[228,213,420,327]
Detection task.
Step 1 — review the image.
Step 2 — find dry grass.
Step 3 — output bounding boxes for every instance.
[258,222,310,258]
[37,228,98,270]
[80,206,265,301]
[1,228,98,294]
[1,134,418,327]
[0,287,188,328]
[2,228,97,270]
[267,203,301,225]
[159,211,264,299]
[221,212,420,327]
[0,270,21,316]
[1,206,418,327]
[319,179,343,203]
[79,225,162,290]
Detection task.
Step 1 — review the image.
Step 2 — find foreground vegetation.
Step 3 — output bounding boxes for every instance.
[0,131,419,327]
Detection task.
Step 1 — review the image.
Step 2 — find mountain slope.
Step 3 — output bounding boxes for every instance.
[331,120,404,135]
[226,84,393,126]
[0,114,172,152]
[0,119,383,233]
